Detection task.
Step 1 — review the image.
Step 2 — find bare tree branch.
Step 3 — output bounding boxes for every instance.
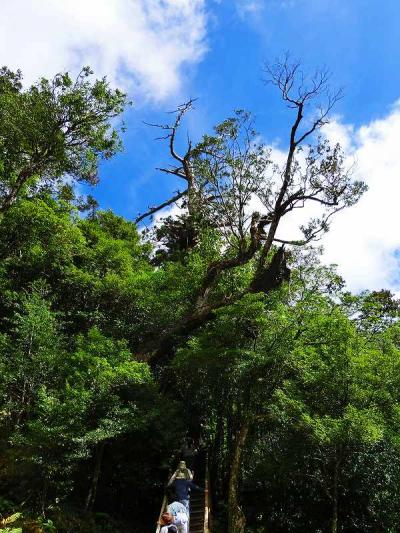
[134,189,187,224]
[273,206,345,247]
[157,167,187,179]
[143,99,199,217]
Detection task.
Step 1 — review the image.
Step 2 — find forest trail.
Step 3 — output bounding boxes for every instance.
[156,452,210,533]
[188,491,205,533]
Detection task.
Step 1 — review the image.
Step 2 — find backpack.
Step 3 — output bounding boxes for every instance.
[160,526,178,533]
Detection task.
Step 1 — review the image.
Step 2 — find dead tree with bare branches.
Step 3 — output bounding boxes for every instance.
[135,99,198,224]
[136,58,366,364]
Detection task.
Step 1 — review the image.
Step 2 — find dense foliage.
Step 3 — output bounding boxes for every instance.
[0,65,399,533]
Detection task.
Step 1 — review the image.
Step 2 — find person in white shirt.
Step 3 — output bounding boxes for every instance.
[159,502,189,533]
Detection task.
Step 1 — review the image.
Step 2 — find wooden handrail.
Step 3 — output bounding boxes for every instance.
[204,458,211,533]
[156,493,168,533]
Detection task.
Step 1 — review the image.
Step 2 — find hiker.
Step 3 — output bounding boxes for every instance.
[168,470,205,511]
[159,501,189,533]
[167,460,193,484]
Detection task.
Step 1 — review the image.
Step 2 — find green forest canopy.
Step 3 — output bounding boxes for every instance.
[0,64,399,533]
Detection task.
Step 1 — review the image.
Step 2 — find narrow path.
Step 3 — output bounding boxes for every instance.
[188,491,205,532]
[156,451,210,533]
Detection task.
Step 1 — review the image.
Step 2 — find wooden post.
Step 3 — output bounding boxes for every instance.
[156,494,168,533]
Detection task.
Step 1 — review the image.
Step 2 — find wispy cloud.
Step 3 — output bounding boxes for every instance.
[235,0,264,18]
[236,0,298,18]
[0,0,208,101]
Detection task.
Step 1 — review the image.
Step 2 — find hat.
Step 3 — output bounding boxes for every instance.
[178,460,186,468]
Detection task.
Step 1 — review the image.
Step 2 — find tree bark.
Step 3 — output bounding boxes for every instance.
[227,422,249,533]
[85,441,105,511]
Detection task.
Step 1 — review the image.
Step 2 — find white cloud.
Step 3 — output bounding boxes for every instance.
[0,0,208,101]
[273,102,400,293]
[320,103,400,293]
[220,103,400,293]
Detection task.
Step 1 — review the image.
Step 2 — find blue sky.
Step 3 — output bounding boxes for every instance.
[1,0,400,292]
[94,0,400,218]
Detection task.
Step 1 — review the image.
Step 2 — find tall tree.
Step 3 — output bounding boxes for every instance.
[173,288,297,532]
[0,66,127,212]
[138,58,366,364]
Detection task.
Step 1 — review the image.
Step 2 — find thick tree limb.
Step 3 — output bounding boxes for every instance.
[144,246,290,367]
